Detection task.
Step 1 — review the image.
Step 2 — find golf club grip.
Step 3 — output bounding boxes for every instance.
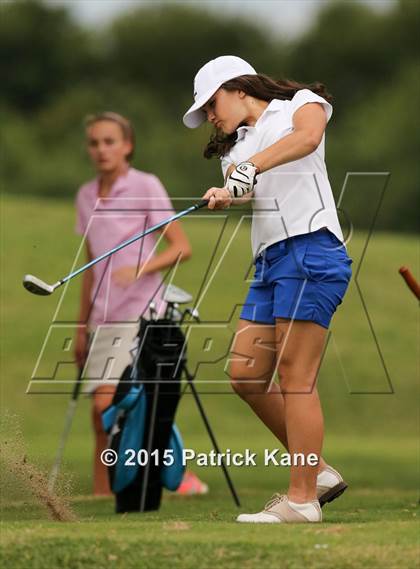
[194,198,209,209]
[399,266,420,300]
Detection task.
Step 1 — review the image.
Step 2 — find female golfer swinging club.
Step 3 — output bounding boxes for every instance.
[183,56,352,523]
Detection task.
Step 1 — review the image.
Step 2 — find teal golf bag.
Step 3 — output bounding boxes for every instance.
[102,317,186,512]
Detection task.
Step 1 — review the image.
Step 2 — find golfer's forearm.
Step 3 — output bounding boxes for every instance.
[231,192,254,206]
[249,130,320,173]
[139,244,192,276]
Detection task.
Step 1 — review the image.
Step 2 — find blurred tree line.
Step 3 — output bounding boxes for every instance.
[1,0,418,231]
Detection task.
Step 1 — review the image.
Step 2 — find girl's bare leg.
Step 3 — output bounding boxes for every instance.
[230,319,327,477]
[92,385,116,496]
[275,318,327,503]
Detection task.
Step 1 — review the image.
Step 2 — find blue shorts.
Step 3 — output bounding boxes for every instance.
[240,229,353,329]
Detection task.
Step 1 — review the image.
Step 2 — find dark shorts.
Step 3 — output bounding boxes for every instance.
[240,229,353,329]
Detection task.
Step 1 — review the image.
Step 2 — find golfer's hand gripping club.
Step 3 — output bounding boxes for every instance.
[202,187,232,210]
[226,161,258,198]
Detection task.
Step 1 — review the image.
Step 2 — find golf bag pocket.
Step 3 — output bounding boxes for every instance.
[103,383,185,495]
[102,365,140,433]
[110,384,148,493]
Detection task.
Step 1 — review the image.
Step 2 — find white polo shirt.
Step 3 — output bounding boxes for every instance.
[221,89,344,258]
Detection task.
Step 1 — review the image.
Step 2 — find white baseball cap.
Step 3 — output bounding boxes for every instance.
[183,55,257,129]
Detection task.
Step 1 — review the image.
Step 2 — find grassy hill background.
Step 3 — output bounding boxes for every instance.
[1,194,418,568]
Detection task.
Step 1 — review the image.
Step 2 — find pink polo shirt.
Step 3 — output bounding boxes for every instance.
[75,168,174,327]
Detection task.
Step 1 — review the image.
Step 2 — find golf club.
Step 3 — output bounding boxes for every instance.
[163,284,193,320]
[23,199,209,296]
[48,367,84,492]
[148,301,157,321]
[179,307,200,324]
[165,302,178,321]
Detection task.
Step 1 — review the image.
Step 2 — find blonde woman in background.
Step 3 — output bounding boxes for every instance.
[75,112,208,496]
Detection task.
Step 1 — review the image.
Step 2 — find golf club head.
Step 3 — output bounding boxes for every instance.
[171,307,182,321]
[163,284,193,305]
[23,274,56,296]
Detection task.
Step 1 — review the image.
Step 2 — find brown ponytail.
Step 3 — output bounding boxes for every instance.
[203,74,332,159]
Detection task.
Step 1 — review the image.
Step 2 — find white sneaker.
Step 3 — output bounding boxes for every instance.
[317,465,348,508]
[236,494,322,524]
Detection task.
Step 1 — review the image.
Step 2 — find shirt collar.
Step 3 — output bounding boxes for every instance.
[235,99,284,141]
[95,167,132,197]
[236,126,249,141]
[112,168,132,194]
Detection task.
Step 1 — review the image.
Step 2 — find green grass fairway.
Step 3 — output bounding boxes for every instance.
[1,488,419,568]
[1,195,419,568]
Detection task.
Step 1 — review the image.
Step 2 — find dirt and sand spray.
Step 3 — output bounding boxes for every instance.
[0,411,77,522]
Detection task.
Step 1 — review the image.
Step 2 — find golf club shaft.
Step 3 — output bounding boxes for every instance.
[48,367,84,492]
[59,199,209,287]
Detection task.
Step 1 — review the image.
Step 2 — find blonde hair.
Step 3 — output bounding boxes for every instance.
[84,112,136,161]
